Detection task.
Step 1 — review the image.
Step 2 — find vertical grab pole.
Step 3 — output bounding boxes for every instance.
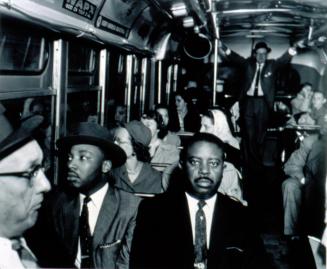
[212,38,218,106]
[211,0,219,106]
[140,58,148,114]
[53,39,68,185]
[125,55,133,122]
[99,49,108,126]
[157,60,162,104]
[166,64,172,105]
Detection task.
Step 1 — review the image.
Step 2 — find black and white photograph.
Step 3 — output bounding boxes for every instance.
[0,0,326,268]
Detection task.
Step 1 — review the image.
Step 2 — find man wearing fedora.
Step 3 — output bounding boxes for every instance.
[0,102,51,268]
[219,41,297,197]
[34,122,140,269]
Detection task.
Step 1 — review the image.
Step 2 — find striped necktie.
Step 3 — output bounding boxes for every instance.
[194,200,207,269]
[80,196,94,268]
[253,64,262,96]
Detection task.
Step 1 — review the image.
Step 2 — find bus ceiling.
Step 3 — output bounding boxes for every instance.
[0,0,327,55]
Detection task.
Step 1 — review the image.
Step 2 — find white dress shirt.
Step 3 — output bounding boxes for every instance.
[185,193,217,248]
[75,183,108,268]
[0,237,36,269]
[247,63,264,96]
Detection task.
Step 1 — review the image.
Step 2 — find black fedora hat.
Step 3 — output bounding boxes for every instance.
[253,42,271,53]
[56,122,126,168]
[0,105,44,160]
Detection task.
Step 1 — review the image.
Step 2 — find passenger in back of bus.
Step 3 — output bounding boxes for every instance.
[112,120,163,196]
[282,133,318,238]
[290,83,313,115]
[155,103,181,147]
[282,114,327,267]
[141,110,181,195]
[286,116,327,269]
[169,90,201,133]
[107,102,127,129]
[141,110,180,171]
[200,108,240,150]
[288,90,327,127]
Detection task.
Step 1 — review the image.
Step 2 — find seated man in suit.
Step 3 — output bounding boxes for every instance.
[0,103,51,268]
[34,122,140,269]
[130,132,269,269]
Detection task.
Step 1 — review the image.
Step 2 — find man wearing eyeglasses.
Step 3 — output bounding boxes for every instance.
[0,103,51,269]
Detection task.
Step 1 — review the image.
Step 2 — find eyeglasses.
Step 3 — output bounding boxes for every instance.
[114,137,131,146]
[0,165,45,181]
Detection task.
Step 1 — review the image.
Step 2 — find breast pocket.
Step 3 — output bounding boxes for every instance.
[99,239,122,250]
[222,246,245,268]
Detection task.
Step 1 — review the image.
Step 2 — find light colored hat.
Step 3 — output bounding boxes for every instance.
[126,120,152,146]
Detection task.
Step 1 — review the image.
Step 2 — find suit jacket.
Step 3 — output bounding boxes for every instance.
[112,163,162,194]
[112,163,162,195]
[225,50,292,110]
[302,136,327,238]
[35,185,140,269]
[130,192,269,269]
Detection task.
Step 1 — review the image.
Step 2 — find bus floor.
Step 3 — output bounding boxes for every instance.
[244,165,317,269]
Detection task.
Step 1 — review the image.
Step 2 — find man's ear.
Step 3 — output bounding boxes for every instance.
[102,160,112,173]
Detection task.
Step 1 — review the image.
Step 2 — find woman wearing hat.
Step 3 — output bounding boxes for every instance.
[112,120,162,195]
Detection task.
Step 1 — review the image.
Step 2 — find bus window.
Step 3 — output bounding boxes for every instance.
[68,42,99,87]
[68,43,97,73]
[0,32,48,73]
[67,91,99,127]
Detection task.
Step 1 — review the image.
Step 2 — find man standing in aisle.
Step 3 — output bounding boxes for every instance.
[219,41,298,197]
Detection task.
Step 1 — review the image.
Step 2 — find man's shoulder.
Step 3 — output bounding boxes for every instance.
[114,187,141,203]
[218,193,248,213]
[138,192,181,211]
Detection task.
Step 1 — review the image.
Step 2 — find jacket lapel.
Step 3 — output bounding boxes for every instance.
[92,187,119,247]
[208,194,227,264]
[175,193,194,266]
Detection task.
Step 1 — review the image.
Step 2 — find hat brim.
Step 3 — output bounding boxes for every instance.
[254,47,271,53]
[0,115,44,160]
[57,135,126,168]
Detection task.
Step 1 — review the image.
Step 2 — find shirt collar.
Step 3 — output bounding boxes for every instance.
[80,183,108,209]
[185,192,217,210]
[0,237,29,250]
[0,237,12,248]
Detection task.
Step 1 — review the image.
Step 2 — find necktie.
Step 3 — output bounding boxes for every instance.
[194,200,207,269]
[253,64,262,96]
[11,238,39,268]
[80,196,93,268]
